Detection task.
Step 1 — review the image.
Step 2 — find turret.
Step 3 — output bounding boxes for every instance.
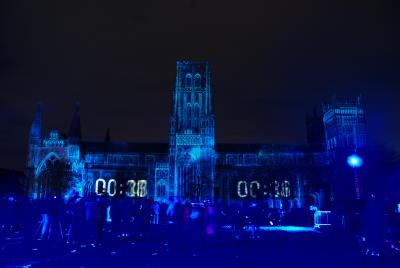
[68,102,82,144]
[29,103,42,146]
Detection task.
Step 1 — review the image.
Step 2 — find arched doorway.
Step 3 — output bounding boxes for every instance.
[35,153,68,198]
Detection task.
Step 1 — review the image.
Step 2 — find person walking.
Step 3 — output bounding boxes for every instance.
[95,188,108,244]
[152,201,160,225]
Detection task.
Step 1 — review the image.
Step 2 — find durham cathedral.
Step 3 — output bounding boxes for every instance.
[25,61,367,211]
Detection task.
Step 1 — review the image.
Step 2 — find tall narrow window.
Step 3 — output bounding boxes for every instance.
[157,184,166,198]
[194,74,201,88]
[185,74,192,88]
[84,182,93,197]
[187,103,192,129]
[194,103,199,132]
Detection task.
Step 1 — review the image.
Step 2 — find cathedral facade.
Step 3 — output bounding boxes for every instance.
[25,61,367,210]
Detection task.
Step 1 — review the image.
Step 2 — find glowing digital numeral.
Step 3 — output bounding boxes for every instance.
[107,179,117,196]
[95,178,106,195]
[137,180,147,197]
[126,180,136,197]
[237,181,248,198]
[249,181,260,198]
[95,178,147,198]
[126,179,147,197]
[236,179,290,199]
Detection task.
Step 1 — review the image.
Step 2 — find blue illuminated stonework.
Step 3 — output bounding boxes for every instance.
[323,96,367,152]
[322,96,368,202]
[25,61,368,210]
[168,61,215,201]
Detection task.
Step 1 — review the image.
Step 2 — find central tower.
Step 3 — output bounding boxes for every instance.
[169,61,215,201]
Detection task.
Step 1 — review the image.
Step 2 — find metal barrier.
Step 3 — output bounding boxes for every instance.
[314,210,331,228]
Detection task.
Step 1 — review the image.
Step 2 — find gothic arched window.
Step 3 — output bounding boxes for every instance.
[194,103,199,132]
[36,157,68,198]
[185,73,192,88]
[186,103,192,129]
[84,182,93,197]
[157,184,166,198]
[194,74,201,88]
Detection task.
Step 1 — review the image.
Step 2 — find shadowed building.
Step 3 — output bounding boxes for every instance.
[322,96,368,207]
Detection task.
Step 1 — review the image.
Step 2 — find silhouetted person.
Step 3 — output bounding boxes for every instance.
[362,194,384,257]
[110,198,123,237]
[37,197,52,240]
[152,202,160,224]
[83,195,96,242]
[159,201,168,225]
[136,200,148,237]
[36,195,63,240]
[95,189,108,244]
[72,194,85,243]
[48,195,64,240]
[143,199,153,233]
[65,191,81,243]
[120,197,133,236]
[204,203,216,237]
[4,196,17,234]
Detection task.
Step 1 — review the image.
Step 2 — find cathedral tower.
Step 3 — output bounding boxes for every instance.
[322,95,367,153]
[169,61,215,201]
[323,95,367,202]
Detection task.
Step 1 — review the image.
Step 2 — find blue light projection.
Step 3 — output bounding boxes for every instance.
[190,147,205,162]
[168,60,215,201]
[94,178,147,197]
[236,180,290,199]
[323,96,367,151]
[11,60,392,268]
[347,154,363,168]
[43,130,64,147]
[34,152,61,177]
[259,226,318,233]
[25,61,368,209]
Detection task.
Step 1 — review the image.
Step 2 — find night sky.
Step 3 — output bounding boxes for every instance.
[0,0,399,171]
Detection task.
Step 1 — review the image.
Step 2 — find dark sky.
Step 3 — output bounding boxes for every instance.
[1,0,399,171]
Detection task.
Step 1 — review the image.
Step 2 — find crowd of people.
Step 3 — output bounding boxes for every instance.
[1,192,400,258]
[0,192,312,244]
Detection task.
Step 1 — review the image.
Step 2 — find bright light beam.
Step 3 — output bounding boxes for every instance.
[347,154,363,168]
